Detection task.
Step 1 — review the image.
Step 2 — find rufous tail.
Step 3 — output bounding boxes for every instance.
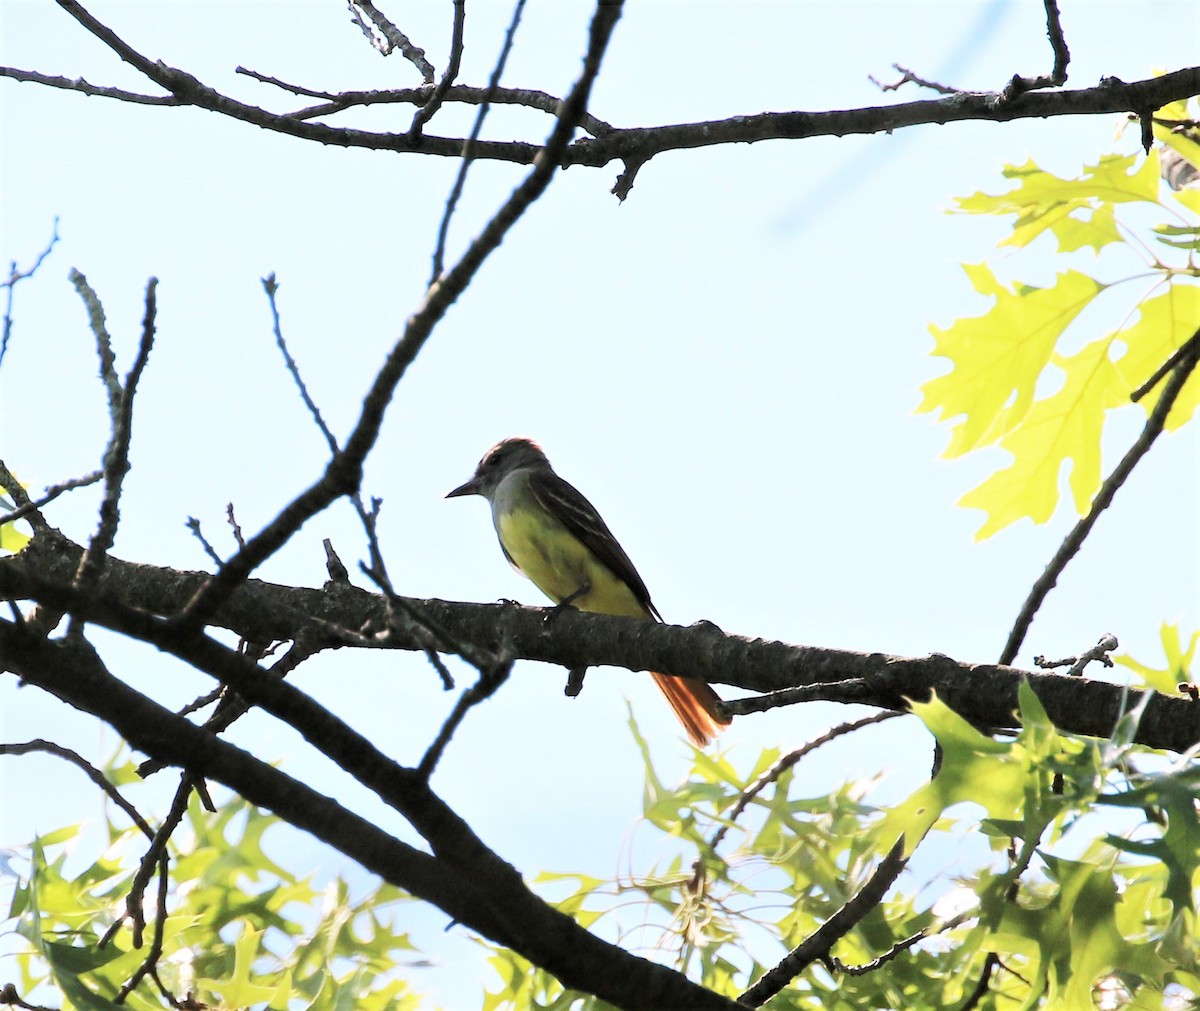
[651,672,730,747]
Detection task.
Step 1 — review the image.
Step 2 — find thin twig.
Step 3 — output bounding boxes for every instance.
[261,275,403,604]
[0,740,153,838]
[418,659,513,778]
[409,0,466,140]
[739,839,907,1006]
[1131,327,1200,402]
[99,772,195,950]
[184,516,224,567]
[720,679,884,715]
[429,0,528,285]
[706,712,901,852]
[992,0,1070,107]
[829,909,975,976]
[262,273,338,455]
[225,503,245,550]
[68,269,120,406]
[136,638,322,779]
[0,66,178,104]
[1,219,60,370]
[1033,632,1118,676]
[1000,326,1200,665]
[324,538,351,584]
[232,71,614,135]
[870,64,961,96]
[1043,0,1070,85]
[67,277,157,637]
[235,66,337,100]
[0,469,102,528]
[114,852,170,1002]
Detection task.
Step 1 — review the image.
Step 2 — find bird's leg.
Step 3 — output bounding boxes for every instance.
[546,582,590,621]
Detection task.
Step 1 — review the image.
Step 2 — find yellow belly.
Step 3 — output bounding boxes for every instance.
[495,506,646,618]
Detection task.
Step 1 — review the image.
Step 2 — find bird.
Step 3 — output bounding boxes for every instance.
[446,437,729,746]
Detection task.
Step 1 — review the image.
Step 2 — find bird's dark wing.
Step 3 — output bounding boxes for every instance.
[525,468,661,620]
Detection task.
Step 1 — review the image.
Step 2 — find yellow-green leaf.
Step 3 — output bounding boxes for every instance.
[956,333,1127,539]
[954,154,1159,252]
[1111,281,1200,430]
[919,265,1106,457]
[1115,623,1198,693]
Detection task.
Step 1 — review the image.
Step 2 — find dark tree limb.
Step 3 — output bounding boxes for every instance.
[4,535,1198,755]
[0,624,742,1011]
[3,0,1196,194]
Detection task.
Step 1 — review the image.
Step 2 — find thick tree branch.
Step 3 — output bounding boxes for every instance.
[3,8,1196,184]
[0,624,740,1010]
[4,530,1197,754]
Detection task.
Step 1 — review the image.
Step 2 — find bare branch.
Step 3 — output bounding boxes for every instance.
[184,516,223,567]
[706,712,902,853]
[347,0,435,82]
[4,4,1194,189]
[136,638,325,780]
[0,65,179,104]
[99,772,194,950]
[6,539,1199,754]
[0,739,153,838]
[721,679,881,714]
[739,838,907,1006]
[418,658,513,779]
[430,0,529,285]
[870,63,961,96]
[0,468,102,529]
[67,277,157,636]
[1033,633,1119,677]
[68,268,120,407]
[877,1,1069,106]
[234,66,336,100]
[408,0,466,140]
[262,273,338,457]
[114,852,171,1003]
[2,219,60,370]
[829,909,976,976]
[1000,326,1200,665]
[1131,326,1200,402]
[0,620,742,1010]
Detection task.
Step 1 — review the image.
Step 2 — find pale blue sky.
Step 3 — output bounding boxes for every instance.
[2,1,1198,1006]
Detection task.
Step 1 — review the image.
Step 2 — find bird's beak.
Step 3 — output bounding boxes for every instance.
[445,476,481,499]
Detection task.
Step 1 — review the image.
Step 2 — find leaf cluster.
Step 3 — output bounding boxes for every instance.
[7,785,424,1010]
[919,99,1200,539]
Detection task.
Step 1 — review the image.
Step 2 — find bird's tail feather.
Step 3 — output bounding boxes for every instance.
[651,672,730,747]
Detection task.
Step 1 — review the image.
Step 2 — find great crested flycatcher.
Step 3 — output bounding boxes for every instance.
[447,437,729,747]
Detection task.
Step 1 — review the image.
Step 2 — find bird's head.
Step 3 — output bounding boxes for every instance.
[446,437,550,500]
